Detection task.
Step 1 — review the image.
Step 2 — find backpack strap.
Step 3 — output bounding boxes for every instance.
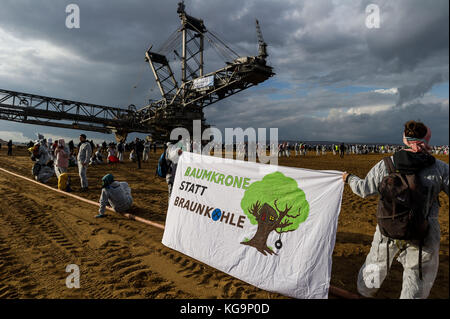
[386,238,392,277]
[382,156,395,174]
[419,240,423,280]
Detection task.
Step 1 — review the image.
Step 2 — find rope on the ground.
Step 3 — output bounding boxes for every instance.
[0,167,165,230]
[0,166,359,299]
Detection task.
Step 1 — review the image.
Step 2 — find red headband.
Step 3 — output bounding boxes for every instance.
[402,126,432,154]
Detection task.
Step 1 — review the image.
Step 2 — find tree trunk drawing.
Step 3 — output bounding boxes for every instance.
[241,220,277,256]
[241,200,296,256]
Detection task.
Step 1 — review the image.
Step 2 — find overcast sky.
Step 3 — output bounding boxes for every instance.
[0,0,448,145]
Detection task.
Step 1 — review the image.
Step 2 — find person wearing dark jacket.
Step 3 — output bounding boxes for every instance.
[7,140,13,156]
[339,142,345,158]
[342,120,448,299]
[117,140,125,162]
[102,141,107,153]
[134,138,144,169]
[89,140,95,154]
[68,140,75,154]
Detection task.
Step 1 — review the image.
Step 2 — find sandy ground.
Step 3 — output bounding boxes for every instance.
[0,146,448,299]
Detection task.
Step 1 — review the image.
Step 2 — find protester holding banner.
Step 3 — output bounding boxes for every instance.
[343,120,449,299]
[165,135,184,199]
[162,150,344,299]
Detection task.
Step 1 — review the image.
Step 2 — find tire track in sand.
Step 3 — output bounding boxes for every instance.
[0,175,187,298]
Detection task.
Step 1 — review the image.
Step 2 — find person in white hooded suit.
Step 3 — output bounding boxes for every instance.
[165,135,188,199]
[96,174,133,218]
[343,120,448,299]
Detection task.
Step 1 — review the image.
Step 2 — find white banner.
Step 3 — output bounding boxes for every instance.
[162,152,344,299]
[192,75,214,89]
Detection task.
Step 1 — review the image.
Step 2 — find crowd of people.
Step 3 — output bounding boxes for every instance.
[24,133,139,218]
[20,133,448,190]
[161,121,448,299]
[264,142,449,158]
[8,132,450,210]
[274,142,428,157]
[2,119,449,299]
[21,133,151,194]
[24,135,159,187]
[184,141,449,160]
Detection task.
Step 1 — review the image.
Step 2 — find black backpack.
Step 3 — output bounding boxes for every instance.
[156,150,171,178]
[377,157,431,279]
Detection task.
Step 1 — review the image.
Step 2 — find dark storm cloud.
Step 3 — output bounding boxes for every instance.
[273,0,449,88]
[1,0,447,75]
[0,0,176,64]
[0,0,448,144]
[397,73,447,106]
[364,0,449,71]
[207,97,449,145]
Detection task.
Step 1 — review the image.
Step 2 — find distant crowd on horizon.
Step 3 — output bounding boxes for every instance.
[2,133,159,187]
[1,137,449,161]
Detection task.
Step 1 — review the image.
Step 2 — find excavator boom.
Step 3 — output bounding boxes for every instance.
[0,2,274,142]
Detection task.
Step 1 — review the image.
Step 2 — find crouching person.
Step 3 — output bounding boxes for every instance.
[96,174,133,218]
[32,162,55,183]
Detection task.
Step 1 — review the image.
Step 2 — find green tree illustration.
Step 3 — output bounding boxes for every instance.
[240,171,309,256]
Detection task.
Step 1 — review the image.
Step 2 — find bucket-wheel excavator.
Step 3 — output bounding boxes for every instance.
[0,2,274,142]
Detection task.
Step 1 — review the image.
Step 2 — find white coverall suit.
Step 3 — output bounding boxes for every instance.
[99,181,133,215]
[348,157,449,298]
[165,141,186,198]
[33,143,54,183]
[77,141,92,188]
[33,165,54,183]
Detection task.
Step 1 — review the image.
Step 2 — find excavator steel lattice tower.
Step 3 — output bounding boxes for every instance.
[0,2,274,142]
